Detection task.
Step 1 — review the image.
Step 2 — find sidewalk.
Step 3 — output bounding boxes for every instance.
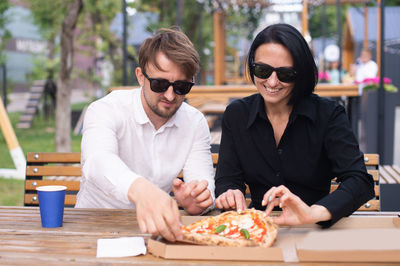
[6,90,91,113]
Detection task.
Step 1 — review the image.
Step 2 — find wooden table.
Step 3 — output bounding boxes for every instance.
[0,207,397,265]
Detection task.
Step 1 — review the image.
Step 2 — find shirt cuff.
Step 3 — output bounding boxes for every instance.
[314,189,354,228]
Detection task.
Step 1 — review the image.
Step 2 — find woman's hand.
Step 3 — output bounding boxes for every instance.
[215,189,246,211]
[262,185,332,225]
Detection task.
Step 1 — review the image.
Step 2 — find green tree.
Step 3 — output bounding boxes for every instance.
[133,0,214,83]
[0,0,11,66]
[27,0,83,152]
[386,0,400,5]
[309,4,347,39]
[76,0,123,90]
[132,0,263,84]
[309,1,400,39]
[28,0,66,78]
[56,0,83,152]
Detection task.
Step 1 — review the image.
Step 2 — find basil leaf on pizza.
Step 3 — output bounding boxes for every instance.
[181,209,278,247]
[214,224,227,233]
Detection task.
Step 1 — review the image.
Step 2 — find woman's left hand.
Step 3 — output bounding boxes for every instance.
[262,185,332,226]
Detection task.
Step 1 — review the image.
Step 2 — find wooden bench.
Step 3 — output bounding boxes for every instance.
[24,152,81,207]
[25,152,379,211]
[378,164,400,211]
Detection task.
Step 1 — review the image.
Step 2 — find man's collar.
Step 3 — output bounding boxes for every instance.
[134,88,150,125]
[163,108,182,128]
[134,87,182,129]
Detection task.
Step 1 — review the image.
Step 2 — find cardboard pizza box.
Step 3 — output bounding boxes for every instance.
[393,216,400,228]
[148,215,284,261]
[296,228,400,262]
[148,215,399,262]
[148,238,284,261]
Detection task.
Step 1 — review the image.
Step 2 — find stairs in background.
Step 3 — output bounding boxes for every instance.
[17,80,45,129]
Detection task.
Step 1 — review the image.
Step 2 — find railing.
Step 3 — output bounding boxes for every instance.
[110,83,359,109]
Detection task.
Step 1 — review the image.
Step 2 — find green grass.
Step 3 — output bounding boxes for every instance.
[0,103,88,206]
[0,178,24,206]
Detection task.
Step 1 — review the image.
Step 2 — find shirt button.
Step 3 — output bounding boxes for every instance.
[277,149,283,155]
[276,172,281,177]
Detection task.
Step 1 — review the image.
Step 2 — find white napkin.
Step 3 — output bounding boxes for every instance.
[96,237,146,258]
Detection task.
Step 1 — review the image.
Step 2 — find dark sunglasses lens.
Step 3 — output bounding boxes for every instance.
[173,81,193,95]
[150,79,169,93]
[253,64,273,79]
[277,69,296,82]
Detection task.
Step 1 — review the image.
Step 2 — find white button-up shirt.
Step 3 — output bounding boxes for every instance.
[355,60,378,83]
[75,88,215,209]
[355,60,378,94]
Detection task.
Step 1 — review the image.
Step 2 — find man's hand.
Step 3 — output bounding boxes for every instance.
[172,179,213,215]
[262,185,332,225]
[215,189,246,211]
[128,178,182,242]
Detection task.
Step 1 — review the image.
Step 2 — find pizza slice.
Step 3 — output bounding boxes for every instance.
[181,209,278,247]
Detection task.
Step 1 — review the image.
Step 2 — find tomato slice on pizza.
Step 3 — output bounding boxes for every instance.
[181,209,278,247]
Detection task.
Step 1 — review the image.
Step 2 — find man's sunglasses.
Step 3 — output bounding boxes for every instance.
[142,71,194,95]
[252,63,297,83]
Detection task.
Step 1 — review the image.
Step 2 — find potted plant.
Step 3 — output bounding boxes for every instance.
[359,77,399,160]
[361,77,398,93]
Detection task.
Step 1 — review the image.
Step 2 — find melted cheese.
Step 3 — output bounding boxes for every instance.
[183,211,268,242]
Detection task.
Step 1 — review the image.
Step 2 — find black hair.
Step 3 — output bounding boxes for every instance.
[247,23,318,105]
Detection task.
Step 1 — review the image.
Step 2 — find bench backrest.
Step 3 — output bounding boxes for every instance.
[330,153,380,211]
[24,152,81,207]
[25,152,379,211]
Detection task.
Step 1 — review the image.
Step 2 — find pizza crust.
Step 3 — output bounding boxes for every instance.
[182,231,260,247]
[181,209,278,247]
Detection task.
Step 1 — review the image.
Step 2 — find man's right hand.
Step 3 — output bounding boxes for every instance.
[128,178,182,242]
[215,189,246,211]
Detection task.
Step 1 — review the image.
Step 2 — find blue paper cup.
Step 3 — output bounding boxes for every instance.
[36,185,67,228]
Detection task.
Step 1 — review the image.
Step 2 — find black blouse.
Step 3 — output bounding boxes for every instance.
[215,93,374,227]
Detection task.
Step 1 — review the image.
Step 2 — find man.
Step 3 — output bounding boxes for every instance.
[75,28,215,242]
[355,48,378,150]
[43,70,57,119]
[355,48,378,93]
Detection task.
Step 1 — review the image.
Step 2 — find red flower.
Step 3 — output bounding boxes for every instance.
[318,72,330,81]
[360,77,392,85]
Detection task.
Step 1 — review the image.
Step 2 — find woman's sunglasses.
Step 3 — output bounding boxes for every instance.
[142,71,194,95]
[252,63,297,83]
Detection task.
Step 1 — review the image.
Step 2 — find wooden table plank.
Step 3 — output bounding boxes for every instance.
[0,207,398,265]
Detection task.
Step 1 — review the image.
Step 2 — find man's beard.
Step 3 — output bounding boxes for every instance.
[143,89,181,119]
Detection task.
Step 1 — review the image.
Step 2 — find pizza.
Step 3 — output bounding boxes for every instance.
[181,209,278,247]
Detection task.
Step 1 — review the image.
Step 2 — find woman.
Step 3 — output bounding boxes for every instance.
[215,24,374,227]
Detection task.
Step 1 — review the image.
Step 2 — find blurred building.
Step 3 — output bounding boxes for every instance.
[3,2,96,94]
[344,6,400,87]
[343,6,400,164]
[3,1,156,94]
[3,4,46,92]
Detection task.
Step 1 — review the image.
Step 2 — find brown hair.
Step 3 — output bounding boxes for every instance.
[138,28,200,79]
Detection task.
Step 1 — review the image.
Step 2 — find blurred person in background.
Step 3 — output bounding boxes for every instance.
[355,48,378,93]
